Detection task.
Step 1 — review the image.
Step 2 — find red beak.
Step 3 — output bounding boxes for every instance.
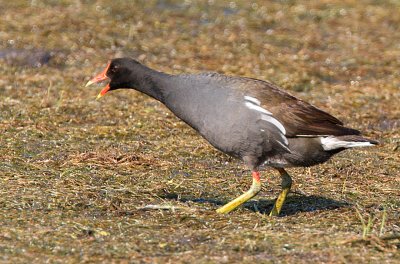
[85,62,111,100]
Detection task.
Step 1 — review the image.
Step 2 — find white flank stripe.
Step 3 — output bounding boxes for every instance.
[244,96,261,106]
[277,139,291,152]
[244,97,286,135]
[297,134,331,137]
[320,137,374,151]
[260,115,287,135]
[245,101,273,115]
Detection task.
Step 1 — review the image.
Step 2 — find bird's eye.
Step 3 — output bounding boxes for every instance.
[110,65,119,73]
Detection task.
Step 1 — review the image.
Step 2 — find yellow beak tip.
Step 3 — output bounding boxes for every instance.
[85,80,94,87]
[96,93,103,101]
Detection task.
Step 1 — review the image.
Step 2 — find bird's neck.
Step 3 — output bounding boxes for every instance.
[126,64,171,103]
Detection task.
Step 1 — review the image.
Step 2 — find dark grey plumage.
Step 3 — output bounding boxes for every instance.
[88,58,378,215]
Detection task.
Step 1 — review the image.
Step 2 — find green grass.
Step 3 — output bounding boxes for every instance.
[0,0,399,263]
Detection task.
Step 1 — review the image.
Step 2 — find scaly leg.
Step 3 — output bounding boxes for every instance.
[216,171,261,214]
[269,168,292,216]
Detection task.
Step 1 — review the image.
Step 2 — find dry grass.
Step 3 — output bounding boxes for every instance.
[0,0,399,263]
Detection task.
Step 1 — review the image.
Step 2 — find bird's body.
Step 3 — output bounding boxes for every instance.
[166,73,313,168]
[164,73,287,166]
[87,58,378,215]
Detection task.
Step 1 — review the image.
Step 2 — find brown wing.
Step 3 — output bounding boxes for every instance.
[238,77,361,137]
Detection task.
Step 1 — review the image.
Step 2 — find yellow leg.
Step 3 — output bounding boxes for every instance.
[270,168,292,216]
[216,171,261,214]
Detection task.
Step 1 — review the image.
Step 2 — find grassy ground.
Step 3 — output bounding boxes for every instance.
[0,0,399,263]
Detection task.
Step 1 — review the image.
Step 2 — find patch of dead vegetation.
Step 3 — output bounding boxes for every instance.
[65,150,153,167]
[0,0,399,263]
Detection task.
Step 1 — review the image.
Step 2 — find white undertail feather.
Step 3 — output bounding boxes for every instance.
[320,136,374,151]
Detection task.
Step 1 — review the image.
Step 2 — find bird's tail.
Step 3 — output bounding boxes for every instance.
[320,135,379,151]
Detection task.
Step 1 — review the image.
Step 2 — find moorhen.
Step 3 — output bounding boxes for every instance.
[86,58,378,215]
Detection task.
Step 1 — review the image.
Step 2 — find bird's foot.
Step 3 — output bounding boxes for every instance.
[216,171,261,214]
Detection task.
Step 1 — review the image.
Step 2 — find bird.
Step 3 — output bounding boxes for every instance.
[86,58,378,216]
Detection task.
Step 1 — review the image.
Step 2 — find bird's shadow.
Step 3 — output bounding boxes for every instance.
[158,192,350,216]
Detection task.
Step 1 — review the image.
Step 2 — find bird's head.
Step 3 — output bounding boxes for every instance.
[86,58,141,100]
